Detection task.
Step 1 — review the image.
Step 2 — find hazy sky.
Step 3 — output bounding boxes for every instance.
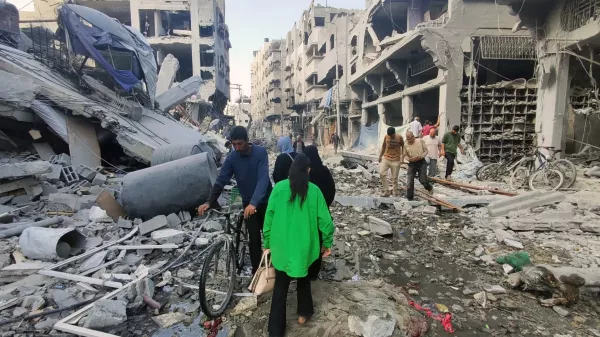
[226,0,365,100]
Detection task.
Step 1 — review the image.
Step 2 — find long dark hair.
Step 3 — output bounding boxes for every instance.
[289,153,311,207]
[303,145,323,170]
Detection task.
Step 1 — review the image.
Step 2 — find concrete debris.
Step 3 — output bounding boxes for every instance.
[156,54,180,96]
[488,191,565,217]
[84,299,127,329]
[152,312,190,328]
[483,284,507,294]
[79,251,108,272]
[75,165,97,181]
[156,75,203,112]
[553,306,570,317]
[230,296,258,316]
[139,215,168,235]
[91,173,107,186]
[166,213,182,227]
[117,217,133,229]
[503,238,524,249]
[151,229,186,245]
[49,154,71,167]
[367,216,393,236]
[0,161,53,180]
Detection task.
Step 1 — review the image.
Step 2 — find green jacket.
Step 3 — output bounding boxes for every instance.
[263,180,334,278]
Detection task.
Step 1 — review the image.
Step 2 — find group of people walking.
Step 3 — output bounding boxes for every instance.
[198,120,464,336]
[198,126,336,337]
[379,117,465,199]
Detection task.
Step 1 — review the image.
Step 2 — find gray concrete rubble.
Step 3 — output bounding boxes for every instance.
[0,161,53,180]
[156,54,180,96]
[84,299,127,329]
[156,76,203,113]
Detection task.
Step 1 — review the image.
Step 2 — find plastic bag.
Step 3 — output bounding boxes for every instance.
[496,251,532,271]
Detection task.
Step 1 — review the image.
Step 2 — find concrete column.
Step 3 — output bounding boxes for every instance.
[154,11,162,37]
[438,83,448,136]
[377,103,386,143]
[537,54,570,151]
[361,88,368,126]
[401,95,413,124]
[190,0,201,76]
[192,44,201,76]
[407,2,423,31]
[156,49,166,66]
[130,0,140,32]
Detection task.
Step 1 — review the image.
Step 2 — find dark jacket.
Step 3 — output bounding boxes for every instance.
[272,152,297,184]
[304,146,336,207]
[292,140,306,153]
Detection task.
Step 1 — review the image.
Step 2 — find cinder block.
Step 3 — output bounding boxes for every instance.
[61,166,79,185]
[41,164,62,183]
[92,173,107,186]
[139,215,168,235]
[488,191,565,217]
[49,153,71,167]
[76,165,97,181]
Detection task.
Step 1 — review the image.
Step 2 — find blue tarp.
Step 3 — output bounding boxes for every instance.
[352,121,379,150]
[57,5,157,100]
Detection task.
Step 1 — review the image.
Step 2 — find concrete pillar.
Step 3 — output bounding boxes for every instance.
[401,95,413,124]
[361,88,368,126]
[154,11,162,37]
[156,49,166,65]
[378,103,386,143]
[130,0,140,32]
[537,54,570,151]
[438,83,448,136]
[190,0,201,76]
[192,44,201,76]
[407,2,423,30]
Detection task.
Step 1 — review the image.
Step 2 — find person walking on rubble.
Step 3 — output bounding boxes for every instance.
[330,132,340,154]
[423,127,442,177]
[441,125,466,180]
[293,135,306,154]
[273,136,297,184]
[404,131,434,201]
[198,126,272,274]
[263,153,334,337]
[378,127,404,197]
[303,145,336,281]
[409,117,423,138]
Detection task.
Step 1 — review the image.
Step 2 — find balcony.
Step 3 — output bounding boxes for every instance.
[304,59,319,81]
[317,49,338,83]
[305,85,327,102]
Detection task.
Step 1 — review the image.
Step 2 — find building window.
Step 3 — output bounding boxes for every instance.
[330,34,335,51]
[315,17,325,27]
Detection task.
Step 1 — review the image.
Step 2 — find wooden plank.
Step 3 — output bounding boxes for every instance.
[95,190,125,223]
[429,177,518,197]
[39,270,123,289]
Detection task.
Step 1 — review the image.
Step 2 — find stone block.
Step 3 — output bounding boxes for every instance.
[166,213,181,227]
[151,229,185,244]
[488,191,565,217]
[75,165,97,181]
[41,164,62,183]
[367,216,393,236]
[139,215,168,235]
[49,153,71,166]
[117,217,133,229]
[0,161,53,180]
[91,173,107,186]
[84,299,127,329]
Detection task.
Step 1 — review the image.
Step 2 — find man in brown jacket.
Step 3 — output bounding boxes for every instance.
[378,127,404,197]
[403,131,433,200]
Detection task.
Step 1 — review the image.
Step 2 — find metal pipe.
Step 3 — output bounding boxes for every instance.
[0,217,64,239]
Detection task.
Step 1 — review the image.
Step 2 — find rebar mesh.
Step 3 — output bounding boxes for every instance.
[480,36,536,60]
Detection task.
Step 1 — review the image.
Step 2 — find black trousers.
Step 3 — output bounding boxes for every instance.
[268,269,314,337]
[406,159,433,200]
[307,232,323,280]
[244,203,267,274]
[445,152,456,179]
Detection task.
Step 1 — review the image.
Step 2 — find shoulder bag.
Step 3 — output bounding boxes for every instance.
[248,250,275,295]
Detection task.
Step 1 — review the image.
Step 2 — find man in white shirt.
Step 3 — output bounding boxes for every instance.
[409,117,423,138]
[422,127,442,177]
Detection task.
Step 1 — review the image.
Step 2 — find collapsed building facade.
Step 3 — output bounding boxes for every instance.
[17,0,231,117]
[498,0,600,153]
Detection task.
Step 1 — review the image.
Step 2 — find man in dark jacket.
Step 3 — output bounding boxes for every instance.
[198,126,272,274]
[293,135,306,154]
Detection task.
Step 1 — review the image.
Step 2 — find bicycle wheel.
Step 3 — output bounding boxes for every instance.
[510,166,530,189]
[199,240,236,318]
[529,169,564,191]
[477,163,501,181]
[552,159,577,189]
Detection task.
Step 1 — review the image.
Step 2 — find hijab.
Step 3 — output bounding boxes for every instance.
[277,136,294,154]
[304,145,323,169]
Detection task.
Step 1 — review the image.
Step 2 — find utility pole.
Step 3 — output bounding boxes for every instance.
[334,24,341,141]
[231,83,252,131]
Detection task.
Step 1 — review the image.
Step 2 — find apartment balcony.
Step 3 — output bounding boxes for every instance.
[304,85,328,102]
[268,81,281,92]
[304,59,320,81]
[283,79,292,92]
[317,49,338,83]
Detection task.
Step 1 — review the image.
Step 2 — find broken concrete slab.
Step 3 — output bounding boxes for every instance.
[32,143,55,160]
[84,299,127,329]
[231,296,258,316]
[66,115,102,168]
[151,229,185,245]
[335,195,380,209]
[156,54,180,96]
[79,250,108,272]
[156,75,203,112]
[0,178,37,195]
[49,154,71,167]
[139,215,168,235]
[41,164,62,183]
[504,238,524,249]
[117,217,133,229]
[152,312,190,328]
[367,216,393,236]
[49,193,97,211]
[21,295,44,310]
[49,289,78,308]
[0,161,53,180]
[488,191,565,217]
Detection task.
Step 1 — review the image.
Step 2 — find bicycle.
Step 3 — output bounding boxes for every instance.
[476,153,528,182]
[509,146,574,191]
[198,206,250,318]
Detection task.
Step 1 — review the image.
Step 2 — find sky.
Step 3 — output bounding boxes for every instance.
[226,0,365,100]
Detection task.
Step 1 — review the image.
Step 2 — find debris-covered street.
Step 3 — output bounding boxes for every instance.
[2,0,600,336]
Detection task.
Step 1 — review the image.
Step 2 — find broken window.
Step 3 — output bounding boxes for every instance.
[315,17,325,27]
[351,62,357,75]
[201,70,214,80]
[200,46,214,67]
[200,25,214,37]
[330,34,335,51]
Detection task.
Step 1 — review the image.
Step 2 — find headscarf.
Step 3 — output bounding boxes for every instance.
[277,136,294,153]
[304,145,323,169]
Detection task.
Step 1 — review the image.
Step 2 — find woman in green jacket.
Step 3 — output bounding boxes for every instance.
[263,153,334,337]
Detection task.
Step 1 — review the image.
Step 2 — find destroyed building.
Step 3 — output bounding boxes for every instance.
[224,96,251,129]
[253,0,549,162]
[498,0,600,153]
[16,0,231,118]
